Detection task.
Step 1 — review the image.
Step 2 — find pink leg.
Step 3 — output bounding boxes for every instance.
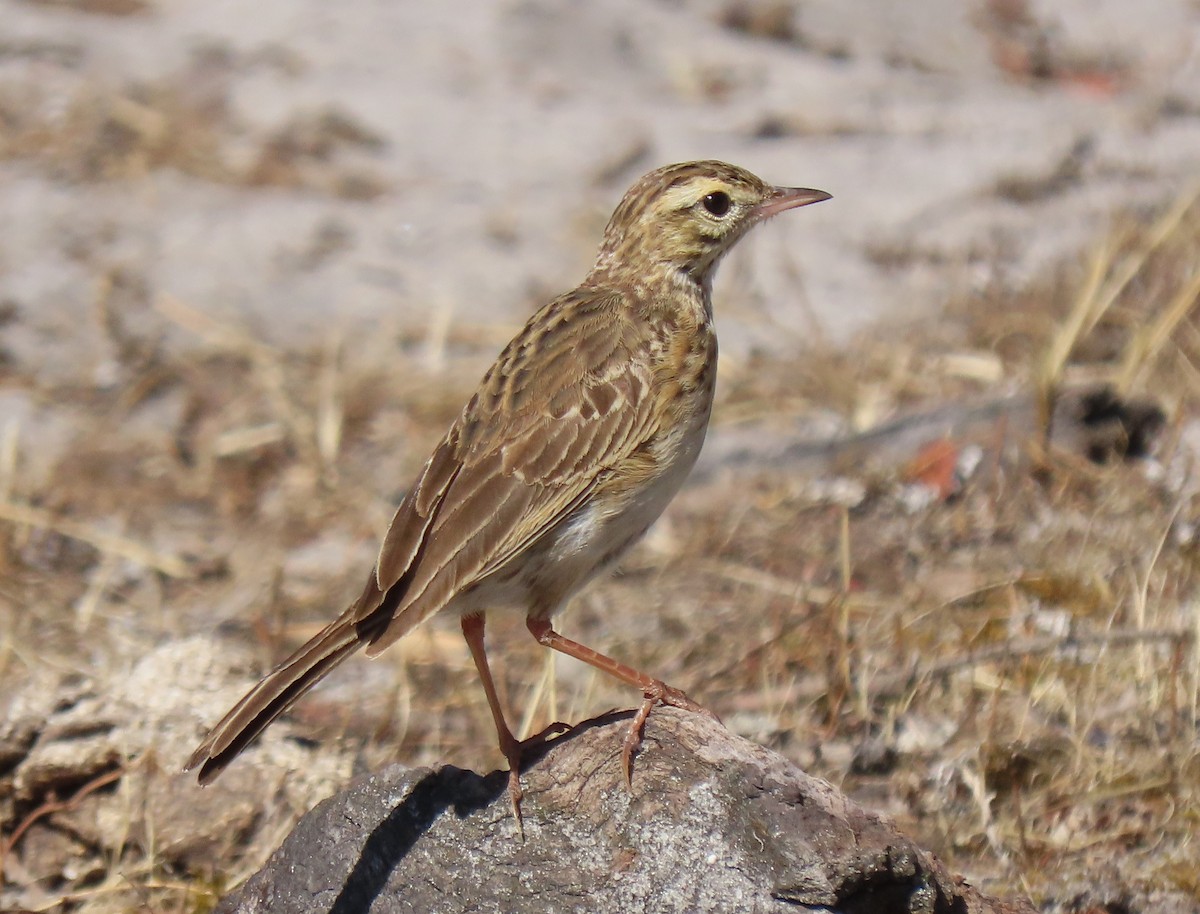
[461,614,526,832]
[526,617,715,786]
[461,614,572,834]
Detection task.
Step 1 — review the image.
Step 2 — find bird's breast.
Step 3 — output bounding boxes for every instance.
[553,317,717,566]
[507,307,718,616]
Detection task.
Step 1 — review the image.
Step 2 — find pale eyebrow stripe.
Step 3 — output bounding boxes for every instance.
[658,180,726,210]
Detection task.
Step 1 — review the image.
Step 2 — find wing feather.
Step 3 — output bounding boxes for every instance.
[373,427,463,591]
[359,287,662,654]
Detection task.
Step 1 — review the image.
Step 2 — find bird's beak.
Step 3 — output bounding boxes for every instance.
[755,186,832,220]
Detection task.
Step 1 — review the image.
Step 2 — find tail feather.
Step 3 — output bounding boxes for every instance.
[188,557,431,783]
[185,618,364,785]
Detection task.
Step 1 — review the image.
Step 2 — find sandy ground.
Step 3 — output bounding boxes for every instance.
[3,0,1198,364]
[3,1,1200,911]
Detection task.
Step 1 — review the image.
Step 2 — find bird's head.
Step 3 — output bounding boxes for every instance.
[590,160,830,290]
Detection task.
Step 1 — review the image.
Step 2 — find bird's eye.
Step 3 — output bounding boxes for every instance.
[701,191,731,217]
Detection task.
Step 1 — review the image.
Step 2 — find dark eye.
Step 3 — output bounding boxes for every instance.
[701,191,731,217]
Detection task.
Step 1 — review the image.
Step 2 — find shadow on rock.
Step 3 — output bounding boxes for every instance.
[219,708,1035,914]
[329,765,499,914]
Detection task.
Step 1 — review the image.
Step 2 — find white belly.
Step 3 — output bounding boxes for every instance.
[536,405,711,612]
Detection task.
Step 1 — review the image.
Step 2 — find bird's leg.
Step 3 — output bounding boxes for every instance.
[525,617,717,788]
[460,613,526,834]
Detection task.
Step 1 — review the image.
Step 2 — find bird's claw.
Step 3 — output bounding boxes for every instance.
[500,721,576,838]
[620,680,715,788]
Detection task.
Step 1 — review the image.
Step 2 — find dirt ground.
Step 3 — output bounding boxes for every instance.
[2,1,1200,912]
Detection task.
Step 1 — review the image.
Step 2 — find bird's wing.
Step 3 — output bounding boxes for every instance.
[357,287,661,654]
[184,288,662,781]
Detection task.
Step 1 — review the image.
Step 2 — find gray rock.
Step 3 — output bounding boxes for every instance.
[218,708,1034,914]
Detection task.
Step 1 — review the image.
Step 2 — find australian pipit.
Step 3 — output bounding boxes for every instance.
[186,161,829,821]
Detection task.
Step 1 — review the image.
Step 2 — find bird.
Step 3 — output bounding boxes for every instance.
[186,160,830,825]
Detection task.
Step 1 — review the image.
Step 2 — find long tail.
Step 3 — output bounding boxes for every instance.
[184,616,366,784]
[192,534,441,782]
[185,571,408,784]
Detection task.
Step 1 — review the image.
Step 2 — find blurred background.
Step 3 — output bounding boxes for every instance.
[2,1,1199,911]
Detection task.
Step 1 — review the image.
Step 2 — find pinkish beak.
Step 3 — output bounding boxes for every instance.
[755,186,832,220]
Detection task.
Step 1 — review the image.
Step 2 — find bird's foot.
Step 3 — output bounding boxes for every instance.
[521,719,574,750]
[620,681,718,788]
[500,721,574,838]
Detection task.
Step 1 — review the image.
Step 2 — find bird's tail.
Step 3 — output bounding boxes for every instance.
[185,613,367,785]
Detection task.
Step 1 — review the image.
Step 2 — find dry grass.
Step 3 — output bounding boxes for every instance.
[2,162,1200,909]
[0,65,389,198]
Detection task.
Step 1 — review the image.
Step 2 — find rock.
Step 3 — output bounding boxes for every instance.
[218,708,1034,914]
[0,638,354,905]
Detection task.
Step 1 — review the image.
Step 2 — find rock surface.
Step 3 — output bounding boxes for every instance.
[218,708,1034,914]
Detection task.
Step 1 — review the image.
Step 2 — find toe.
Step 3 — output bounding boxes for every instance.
[520,720,573,750]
